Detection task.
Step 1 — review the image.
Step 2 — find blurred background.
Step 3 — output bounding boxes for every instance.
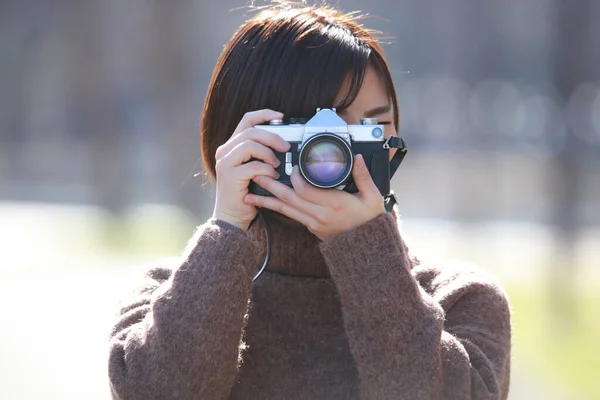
[1,0,599,398]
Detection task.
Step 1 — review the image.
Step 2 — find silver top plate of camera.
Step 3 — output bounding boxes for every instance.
[257,108,385,145]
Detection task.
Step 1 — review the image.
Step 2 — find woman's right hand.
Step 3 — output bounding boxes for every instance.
[212,109,291,232]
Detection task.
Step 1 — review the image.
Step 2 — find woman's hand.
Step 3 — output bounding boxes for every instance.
[243,154,385,241]
[212,109,291,232]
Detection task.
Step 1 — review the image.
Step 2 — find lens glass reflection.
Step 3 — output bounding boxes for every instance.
[303,140,349,185]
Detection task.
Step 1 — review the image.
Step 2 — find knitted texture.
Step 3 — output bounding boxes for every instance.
[108,213,511,399]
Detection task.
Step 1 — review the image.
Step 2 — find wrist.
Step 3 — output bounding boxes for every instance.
[212,212,251,232]
[320,212,400,255]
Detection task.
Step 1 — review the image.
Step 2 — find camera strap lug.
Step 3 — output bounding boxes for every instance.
[383,136,407,179]
[384,190,398,213]
[382,137,407,212]
[383,136,406,150]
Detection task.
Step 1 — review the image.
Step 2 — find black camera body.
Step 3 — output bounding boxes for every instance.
[249,108,400,197]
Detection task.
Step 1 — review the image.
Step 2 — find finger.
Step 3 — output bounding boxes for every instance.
[290,166,331,205]
[216,128,290,161]
[233,109,284,136]
[243,193,318,229]
[352,154,379,199]
[235,161,280,181]
[221,140,281,169]
[252,175,322,216]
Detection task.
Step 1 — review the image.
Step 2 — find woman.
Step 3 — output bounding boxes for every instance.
[108,3,511,399]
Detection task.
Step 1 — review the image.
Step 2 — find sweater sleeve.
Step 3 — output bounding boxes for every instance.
[319,213,511,400]
[108,219,261,400]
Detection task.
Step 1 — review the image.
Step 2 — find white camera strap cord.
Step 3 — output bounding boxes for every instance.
[252,211,271,282]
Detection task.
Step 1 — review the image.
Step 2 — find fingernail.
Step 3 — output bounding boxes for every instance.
[274,171,280,179]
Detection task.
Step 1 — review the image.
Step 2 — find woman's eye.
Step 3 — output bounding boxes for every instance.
[379,121,392,125]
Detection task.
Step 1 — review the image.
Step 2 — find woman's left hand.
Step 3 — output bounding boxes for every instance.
[243,154,385,241]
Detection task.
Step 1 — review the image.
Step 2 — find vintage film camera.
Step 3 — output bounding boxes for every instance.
[249,108,406,199]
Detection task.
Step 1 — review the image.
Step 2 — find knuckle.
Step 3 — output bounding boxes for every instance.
[215,145,225,160]
[276,190,292,205]
[245,110,263,122]
[259,162,273,173]
[278,190,291,203]
[215,158,225,173]
[252,161,267,173]
[263,130,279,140]
[248,194,262,206]
[269,166,280,177]
[252,176,263,186]
[247,139,261,149]
[249,162,264,173]
[316,211,330,225]
[274,202,286,214]
[242,127,260,138]
[236,113,253,129]
[236,128,250,140]
[330,200,343,212]
[250,128,271,143]
[306,219,320,232]
[239,140,257,154]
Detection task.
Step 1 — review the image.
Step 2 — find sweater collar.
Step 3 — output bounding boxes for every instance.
[247,211,330,278]
[246,209,415,278]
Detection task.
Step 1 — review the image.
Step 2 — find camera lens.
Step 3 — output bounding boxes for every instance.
[299,134,353,188]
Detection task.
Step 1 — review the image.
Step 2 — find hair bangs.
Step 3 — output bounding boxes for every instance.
[246,14,372,121]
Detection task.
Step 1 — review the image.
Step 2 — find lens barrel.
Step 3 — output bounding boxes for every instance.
[298,133,353,188]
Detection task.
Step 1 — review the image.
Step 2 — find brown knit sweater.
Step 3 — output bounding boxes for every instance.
[108,212,511,400]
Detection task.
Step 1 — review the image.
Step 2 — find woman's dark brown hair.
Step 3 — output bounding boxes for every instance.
[201,2,399,179]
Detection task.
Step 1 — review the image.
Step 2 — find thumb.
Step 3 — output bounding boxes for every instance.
[352,154,377,196]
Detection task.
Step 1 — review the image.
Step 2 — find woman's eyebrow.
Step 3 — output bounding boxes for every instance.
[363,104,391,118]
